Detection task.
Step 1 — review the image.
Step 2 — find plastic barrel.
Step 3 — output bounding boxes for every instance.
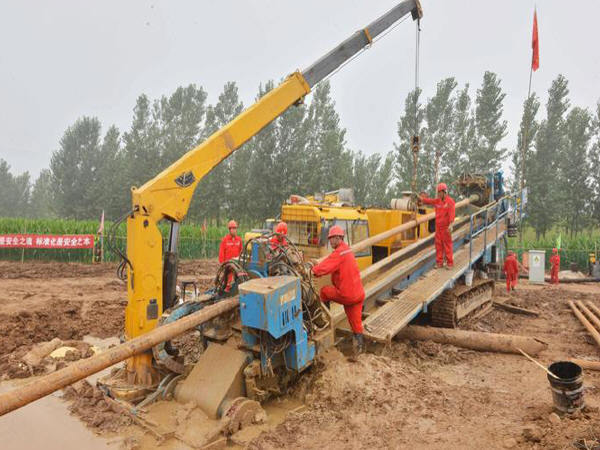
[547,361,584,414]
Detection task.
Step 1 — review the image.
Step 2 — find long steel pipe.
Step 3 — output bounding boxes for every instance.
[316,195,478,264]
[0,297,239,417]
[568,300,600,349]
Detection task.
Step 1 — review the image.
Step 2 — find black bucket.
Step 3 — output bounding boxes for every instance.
[547,361,584,414]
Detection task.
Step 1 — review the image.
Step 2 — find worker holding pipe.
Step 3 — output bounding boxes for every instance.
[311,225,365,360]
[550,248,560,284]
[503,251,519,292]
[270,221,289,250]
[419,183,456,269]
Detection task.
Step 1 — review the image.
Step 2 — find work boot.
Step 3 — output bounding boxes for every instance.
[348,333,365,362]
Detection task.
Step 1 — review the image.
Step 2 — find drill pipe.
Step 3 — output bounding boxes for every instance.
[316,194,479,264]
[568,300,600,349]
[0,297,239,417]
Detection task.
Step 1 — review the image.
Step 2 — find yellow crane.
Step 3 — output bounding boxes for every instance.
[117,1,424,387]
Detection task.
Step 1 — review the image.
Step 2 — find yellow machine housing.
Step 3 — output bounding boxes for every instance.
[281,191,434,270]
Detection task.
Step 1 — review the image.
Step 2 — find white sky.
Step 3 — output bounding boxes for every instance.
[1,0,599,180]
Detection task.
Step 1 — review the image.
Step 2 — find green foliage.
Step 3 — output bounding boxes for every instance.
[528,75,571,238]
[472,71,508,172]
[509,226,600,270]
[0,159,30,218]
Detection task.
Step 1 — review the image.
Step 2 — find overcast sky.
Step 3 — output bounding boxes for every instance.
[1,0,599,180]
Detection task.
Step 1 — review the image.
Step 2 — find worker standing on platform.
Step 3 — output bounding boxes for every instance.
[219,220,242,263]
[550,248,560,284]
[270,221,289,250]
[503,251,519,293]
[311,225,365,360]
[419,183,456,269]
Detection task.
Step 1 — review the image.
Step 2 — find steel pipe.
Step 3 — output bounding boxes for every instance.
[317,195,478,264]
[568,300,600,349]
[0,297,239,417]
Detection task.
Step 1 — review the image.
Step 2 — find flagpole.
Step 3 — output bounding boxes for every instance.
[519,8,538,247]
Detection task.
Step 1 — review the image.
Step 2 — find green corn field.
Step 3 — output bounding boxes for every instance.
[508,226,600,271]
[0,217,249,263]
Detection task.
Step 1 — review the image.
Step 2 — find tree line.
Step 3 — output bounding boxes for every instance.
[1,73,599,237]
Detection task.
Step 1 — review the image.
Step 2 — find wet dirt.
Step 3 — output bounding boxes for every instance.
[0,259,219,379]
[1,260,599,449]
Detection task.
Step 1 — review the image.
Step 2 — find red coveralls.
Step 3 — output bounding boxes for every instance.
[503,254,519,292]
[219,234,242,290]
[312,241,365,334]
[421,195,456,267]
[550,254,560,284]
[269,235,288,250]
[218,234,242,263]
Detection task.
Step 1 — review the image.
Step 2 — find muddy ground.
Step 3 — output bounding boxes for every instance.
[0,260,599,449]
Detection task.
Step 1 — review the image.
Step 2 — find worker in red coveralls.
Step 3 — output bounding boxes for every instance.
[550,248,560,284]
[219,220,243,291]
[311,225,366,360]
[503,251,519,293]
[270,221,289,250]
[419,183,456,269]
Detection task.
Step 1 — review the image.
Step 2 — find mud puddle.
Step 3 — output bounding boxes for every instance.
[0,335,120,450]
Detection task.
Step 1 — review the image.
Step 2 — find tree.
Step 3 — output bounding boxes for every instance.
[528,75,570,238]
[304,81,352,193]
[393,88,428,193]
[471,71,508,172]
[191,82,244,224]
[590,102,600,221]
[29,169,55,218]
[245,81,280,221]
[559,107,592,235]
[0,159,30,218]
[156,84,207,167]
[50,116,105,219]
[121,94,162,201]
[445,84,477,188]
[511,94,540,192]
[96,126,125,219]
[424,78,457,186]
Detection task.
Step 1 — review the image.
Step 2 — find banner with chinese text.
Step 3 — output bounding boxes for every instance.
[0,234,95,249]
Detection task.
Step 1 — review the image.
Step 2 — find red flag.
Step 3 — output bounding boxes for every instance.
[202,218,207,233]
[531,9,539,71]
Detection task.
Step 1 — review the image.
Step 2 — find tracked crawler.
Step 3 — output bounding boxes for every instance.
[431,277,495,328]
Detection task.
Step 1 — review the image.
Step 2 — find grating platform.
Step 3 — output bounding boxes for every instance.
[361,222,506,343]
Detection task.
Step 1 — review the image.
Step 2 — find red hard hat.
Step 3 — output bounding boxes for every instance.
[275,221,288,235]
[437,182,448,192]
[228,220,238,229]
[552,247,558,253]
[328,225,345,239]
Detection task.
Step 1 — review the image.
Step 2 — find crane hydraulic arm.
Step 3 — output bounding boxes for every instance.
[123,0,422,385]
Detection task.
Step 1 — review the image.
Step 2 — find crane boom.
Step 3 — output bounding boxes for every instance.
[124,0,422,385]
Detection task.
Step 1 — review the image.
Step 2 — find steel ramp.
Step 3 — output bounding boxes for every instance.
[362,223,506,343]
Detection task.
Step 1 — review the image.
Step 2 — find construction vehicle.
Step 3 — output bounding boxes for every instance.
[281,189,434,270]
[0,2,528,445]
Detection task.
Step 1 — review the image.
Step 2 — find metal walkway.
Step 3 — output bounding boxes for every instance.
[362,222,506,343]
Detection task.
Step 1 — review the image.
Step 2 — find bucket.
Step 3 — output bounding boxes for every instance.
[547,361,584,414]
[464,270,474,287]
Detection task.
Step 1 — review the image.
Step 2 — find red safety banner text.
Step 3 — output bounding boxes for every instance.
[0,234,95,249]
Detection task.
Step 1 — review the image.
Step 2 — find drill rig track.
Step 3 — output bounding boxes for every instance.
[430,278,495,328]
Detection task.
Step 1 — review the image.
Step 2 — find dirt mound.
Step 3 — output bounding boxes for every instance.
[0,298,124,379]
